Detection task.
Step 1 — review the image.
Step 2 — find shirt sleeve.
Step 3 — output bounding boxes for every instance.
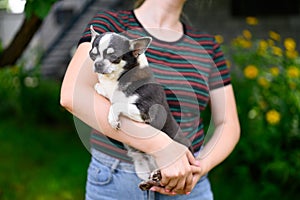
[77,10,122,45]
[208,38,231,90]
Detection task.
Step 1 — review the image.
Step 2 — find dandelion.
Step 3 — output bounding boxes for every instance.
[268,39,275,47]
[258,40,268,55]
[269,31,281,41]
[270,67,280,76]
[246,16,259,25]
[215,34,224,44]
[287,66,300,78]
[266,109,281,125]
[258,77,270,88]
[272,46,283,57]
[286,50,299,59]
[232,36,252,48]
[243,29,252,40]
[259,40,268,50]
[244,65,259,79]
[284,38,296,51]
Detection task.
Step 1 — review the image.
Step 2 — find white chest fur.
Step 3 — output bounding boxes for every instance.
[94,74,144,129]
[96,74,118,100]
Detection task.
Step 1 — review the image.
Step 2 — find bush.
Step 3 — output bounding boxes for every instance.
[215,17,300,198]
[0,65,72,126]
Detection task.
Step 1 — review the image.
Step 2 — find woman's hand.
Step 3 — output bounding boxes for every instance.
[150,142,202,195]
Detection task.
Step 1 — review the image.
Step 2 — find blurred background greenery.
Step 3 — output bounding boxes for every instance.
[0,0,299,199]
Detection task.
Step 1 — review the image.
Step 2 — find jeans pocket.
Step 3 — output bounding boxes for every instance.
[87,158,113,185]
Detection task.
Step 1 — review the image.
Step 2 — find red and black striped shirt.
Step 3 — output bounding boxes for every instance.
[78,10,231,162]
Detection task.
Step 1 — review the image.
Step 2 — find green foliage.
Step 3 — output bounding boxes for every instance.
[0,65,72,125]
[213,18,300,198]
[25,0,58,18]
[0,0,8,9]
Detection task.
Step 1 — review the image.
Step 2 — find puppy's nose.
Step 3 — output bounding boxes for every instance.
[94,62,105,73]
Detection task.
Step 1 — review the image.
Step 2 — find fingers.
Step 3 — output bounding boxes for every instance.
[191,165,202,174]
[159,165,202,195]
[181,171,193,193]
[164,178,178,192]
[150,186,177,196]
[186,150,201,166]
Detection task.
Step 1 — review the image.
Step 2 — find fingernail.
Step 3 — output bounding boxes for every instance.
[150,188,156,191]
[186,192,191,195]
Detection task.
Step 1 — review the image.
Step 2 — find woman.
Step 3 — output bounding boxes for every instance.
[60,0,240,199]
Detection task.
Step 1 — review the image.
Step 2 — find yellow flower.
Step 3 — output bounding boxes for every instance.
[226,60,231,68]
[270,67,280,76]
[258,77,270,88]
[266,109,281,125]
[284,38,296,51]
[268,39,275,47]
[269,31,281,41]
[243,29,252,40]
[286,50,299,59]
[272,46,283,57]
[258,40,268,55]
[215,34,224,44]
[244,65,259,79]
[246,17,259,25]
[259,40,268,50]
[287,66,300,78]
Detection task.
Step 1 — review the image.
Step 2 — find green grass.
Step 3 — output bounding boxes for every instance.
[0,119,90,200]
[1,118,298,200]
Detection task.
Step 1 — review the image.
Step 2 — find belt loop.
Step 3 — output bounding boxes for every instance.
[111,159,120,173]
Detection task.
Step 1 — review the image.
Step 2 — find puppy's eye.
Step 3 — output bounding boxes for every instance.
[89,52,97,61]
[109,55,121,64]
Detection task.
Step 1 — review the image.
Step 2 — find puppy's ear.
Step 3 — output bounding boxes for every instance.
[129,37,152,57]
[90,25,99,44]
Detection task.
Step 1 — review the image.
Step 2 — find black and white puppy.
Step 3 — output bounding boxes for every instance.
[89,26,192,190]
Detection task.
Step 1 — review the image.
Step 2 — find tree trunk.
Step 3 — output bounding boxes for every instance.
[0,14,42,68]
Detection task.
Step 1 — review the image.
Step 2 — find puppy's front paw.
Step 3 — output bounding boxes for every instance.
[94,83,107,97]
[108,108,120,130]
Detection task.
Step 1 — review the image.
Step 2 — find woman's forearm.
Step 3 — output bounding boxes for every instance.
[196,120,240,173]
[196,85,240,173]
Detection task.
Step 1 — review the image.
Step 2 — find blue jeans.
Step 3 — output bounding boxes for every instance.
[85,149,213,200]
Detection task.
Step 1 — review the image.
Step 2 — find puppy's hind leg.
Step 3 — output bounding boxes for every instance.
[108,104,122,129]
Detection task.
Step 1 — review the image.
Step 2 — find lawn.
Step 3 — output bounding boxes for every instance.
[0,119,90,200]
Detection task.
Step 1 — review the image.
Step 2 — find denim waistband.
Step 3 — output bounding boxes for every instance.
[91,148,136,172]
[91,148,207,180]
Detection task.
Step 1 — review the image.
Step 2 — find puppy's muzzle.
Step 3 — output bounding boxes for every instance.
[94,61,113,74]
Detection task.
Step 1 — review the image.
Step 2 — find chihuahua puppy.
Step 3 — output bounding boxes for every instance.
[89,26,192,190]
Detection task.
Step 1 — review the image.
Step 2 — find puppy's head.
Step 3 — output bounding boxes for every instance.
[89,26,152,77]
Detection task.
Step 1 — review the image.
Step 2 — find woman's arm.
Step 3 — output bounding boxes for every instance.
[60,42,172,151]
[196,84,240,171]
[60,42,201,193]
[151,84,240,195]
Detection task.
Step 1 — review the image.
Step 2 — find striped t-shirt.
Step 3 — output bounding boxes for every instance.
[78,10,231,162]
